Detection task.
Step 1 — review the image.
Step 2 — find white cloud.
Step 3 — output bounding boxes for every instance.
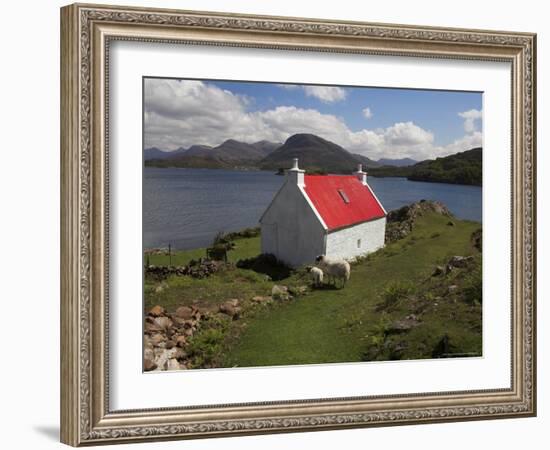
[145,79,481,161]
[458,109,482,133]
[362,107,373,119]
[302,86,347,103]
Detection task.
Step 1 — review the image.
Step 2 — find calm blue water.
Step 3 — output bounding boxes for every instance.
[144,168,482,250]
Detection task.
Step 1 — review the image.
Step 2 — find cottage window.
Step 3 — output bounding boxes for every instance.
[357,239,361,248]
[337,189,350,204]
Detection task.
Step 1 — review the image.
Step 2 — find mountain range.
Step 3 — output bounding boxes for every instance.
[144,133,414,172]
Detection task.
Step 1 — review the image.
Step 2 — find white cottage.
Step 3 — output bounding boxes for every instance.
[260,159,387,267]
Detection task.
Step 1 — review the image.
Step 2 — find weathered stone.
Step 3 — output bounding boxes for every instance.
[447,220,455,226]
[251,295,271,304]
[149,333,165,346]
[144,346,155,362]
[272,285,290,301]
[447,255,474,269]
[182,319,195,329]
[144,358,157,372]
[154,316,173,330]
[432,265,445,277]
[175,306,193,320]
[176,335,187,347]
[144,320,162,333]
[448,285,459,294]
[173,348,187,360]
[387,317,420,334]
[289,285,308,296]
[166,358,181,371]
[154,348,179,370]
[385,201,453,243]
[148,305,165,317]
[165,340,175,349]
[219,302,241,319]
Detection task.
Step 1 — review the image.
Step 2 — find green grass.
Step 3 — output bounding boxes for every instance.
[144,265,272,313]
[144,212,481,368]
[146,236,261,267]
[222,213,480,367]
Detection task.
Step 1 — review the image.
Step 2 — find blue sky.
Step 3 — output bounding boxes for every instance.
[144,77,483,160]
[212,80,482,147]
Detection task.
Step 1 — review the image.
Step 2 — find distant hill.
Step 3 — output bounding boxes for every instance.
[145,140,280,169]
[369,148,482,186]
[144,136,480,186]
[377,157,417,167]
[259,134,360,173]
[352,153,381,169]
[144,147,181,160]
[144,146,191,160]
[252,140,282,156]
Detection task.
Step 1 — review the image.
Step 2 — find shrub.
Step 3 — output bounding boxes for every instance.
[463,264,482,304]
[377,281,413,311]
[187,327,227,368]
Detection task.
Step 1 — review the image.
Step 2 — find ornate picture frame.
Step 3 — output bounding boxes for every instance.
[60,3,536,446]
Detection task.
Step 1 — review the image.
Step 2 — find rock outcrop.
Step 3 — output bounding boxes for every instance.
[385,200,453,243]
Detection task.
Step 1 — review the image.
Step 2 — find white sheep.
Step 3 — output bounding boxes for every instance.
[315,255,351,288]
[307,266,324,287]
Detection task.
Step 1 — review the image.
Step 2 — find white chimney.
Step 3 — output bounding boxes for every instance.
[353,163,367,185]
[288,158,305,186]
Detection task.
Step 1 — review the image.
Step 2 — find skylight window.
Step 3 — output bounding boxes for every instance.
[338,189,350,204]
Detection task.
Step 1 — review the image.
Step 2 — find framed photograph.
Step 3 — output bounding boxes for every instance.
[60,3,536,446]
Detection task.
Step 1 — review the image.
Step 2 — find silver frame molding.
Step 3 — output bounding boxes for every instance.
[60,3,536,446]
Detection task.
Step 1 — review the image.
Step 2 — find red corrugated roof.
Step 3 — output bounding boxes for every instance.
[303,175,385,231]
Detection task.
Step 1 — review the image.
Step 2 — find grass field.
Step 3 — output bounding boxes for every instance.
[144,212,482,369]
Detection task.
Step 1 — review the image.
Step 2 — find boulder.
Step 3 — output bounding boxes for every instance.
[144,358,157,372]
[154,348,179,370]
[447,255,474,269]
[219,302,241,319]
[148,305,165,317]
[175,306,193,320]
[144,319,162,333]
[149,333,165,346]
[251,296,271,304]
[143,346,155,362]
[289,285,308,296]
[272,285,290,301]
[166,359,181,371]
[154,316,173,330]
[432,265,445,277]
[176,335,187,347]
[387,316,420,334]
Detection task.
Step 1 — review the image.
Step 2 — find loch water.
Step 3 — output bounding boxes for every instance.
[144,168,482,250]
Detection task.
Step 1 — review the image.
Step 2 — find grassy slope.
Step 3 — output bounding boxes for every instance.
[223,213,480,367]
[144,213,481,368]
[144,236,271,313]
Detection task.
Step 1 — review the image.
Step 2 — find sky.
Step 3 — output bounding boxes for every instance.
[144,77,482,161]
